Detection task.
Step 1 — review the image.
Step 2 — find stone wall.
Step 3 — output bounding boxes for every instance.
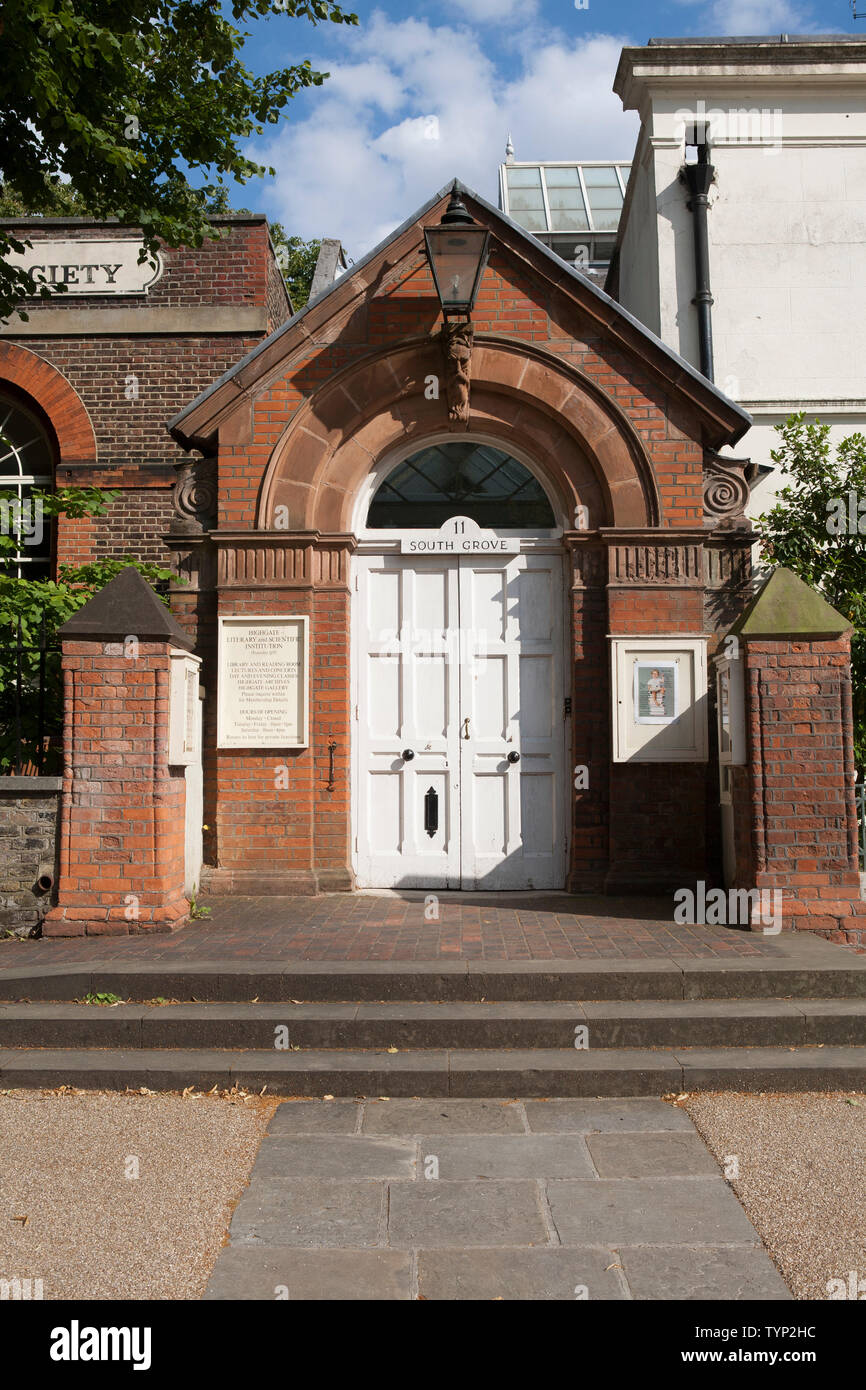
[0,778,61,935]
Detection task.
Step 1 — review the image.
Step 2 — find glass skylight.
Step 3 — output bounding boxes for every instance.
[503,163,630,237]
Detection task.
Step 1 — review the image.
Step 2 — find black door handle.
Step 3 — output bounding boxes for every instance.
[402,749,415,761]
[507,750,520,764]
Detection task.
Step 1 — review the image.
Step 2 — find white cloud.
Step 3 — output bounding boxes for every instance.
[441,0,539,21]
[252,14,637,258]
[685,0,816,33]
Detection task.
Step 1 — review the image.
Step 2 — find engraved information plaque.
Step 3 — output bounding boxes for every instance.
[217,615,309,748]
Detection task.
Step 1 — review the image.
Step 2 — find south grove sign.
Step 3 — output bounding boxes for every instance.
[400,515,520,554]
[7,239,164,296]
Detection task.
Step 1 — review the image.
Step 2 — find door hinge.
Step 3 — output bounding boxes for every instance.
[563,697,572,718]
[354,704,359,720]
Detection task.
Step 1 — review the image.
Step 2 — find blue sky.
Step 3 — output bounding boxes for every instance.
[227,0,858,257]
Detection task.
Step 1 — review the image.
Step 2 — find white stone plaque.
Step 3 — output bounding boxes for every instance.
[168,650,202,765]
[217,616,309,749]
[400,515,520,554]
[6,239,164,295]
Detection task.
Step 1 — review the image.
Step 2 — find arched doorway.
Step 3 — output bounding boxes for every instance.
[351,437,569,890]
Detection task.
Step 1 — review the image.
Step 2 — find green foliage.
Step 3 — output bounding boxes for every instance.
[0,0,358,318]
[268,226,321,309]
[81,991,123,1006]
[755,413,866,768]
[0,173,94,218]
[188,884,211,918]
[0,486,173,772]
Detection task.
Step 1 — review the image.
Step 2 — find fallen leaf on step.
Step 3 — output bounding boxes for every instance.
[387,1046,398,1053]
[11,1214,28,1226]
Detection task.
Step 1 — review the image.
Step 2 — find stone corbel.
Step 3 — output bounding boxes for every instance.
[170,457,218,535]
[702,450,757,528]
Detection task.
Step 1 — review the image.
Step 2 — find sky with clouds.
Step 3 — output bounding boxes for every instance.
[230,0,853,258]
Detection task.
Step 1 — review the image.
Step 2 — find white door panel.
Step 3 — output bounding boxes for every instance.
[354,551,565,889]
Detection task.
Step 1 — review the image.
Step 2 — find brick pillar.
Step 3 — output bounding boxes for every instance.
[43,568,194,937]
[728,567,866,946]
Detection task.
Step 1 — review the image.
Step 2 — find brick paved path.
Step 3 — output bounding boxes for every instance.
[0,893,779,965]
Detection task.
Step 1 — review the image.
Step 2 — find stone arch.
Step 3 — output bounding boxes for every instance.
[0,341,97,469]
[258,336,659,533]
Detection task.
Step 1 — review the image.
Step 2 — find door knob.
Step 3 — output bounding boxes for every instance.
[402,749,415,761]
[507,750,520,764]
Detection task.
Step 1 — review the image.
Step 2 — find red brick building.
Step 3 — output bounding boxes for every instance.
[0,214,291,570]
[4,183,863,942]
[163,181,757,899]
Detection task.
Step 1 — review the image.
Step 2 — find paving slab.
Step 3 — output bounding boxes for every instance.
[586,1131,721,1178]
[228,1178,385,1248]
[387,1180,548,1248]
[204,1247,412,1300]
[362,1098,526,1134]
[251,1136,417,1180]
[208,1098,791,1299]
[269,1101,361,1135]
[523,1099,694,1133]
[619,1245,792,1300]
[418,1134,594,1180]
[418,1247,628,1300]
[546,1177,761,1246]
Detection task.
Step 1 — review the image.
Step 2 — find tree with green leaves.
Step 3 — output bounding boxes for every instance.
[0,486,173,771]
[755,413,866,768]
[0,0,357,319]
[271,230,321,308]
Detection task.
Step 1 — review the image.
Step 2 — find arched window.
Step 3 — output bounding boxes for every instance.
[0,395,53,578]
[366,440,556,529]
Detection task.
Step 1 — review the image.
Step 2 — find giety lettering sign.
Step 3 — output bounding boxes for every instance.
[7,240,164,296]
[400,515,520,554]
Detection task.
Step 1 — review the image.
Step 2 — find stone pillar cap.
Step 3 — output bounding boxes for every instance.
[726,566,851,642]
[58,566,194,650]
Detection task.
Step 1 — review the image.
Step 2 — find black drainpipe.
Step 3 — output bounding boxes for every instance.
[682,143,715,382]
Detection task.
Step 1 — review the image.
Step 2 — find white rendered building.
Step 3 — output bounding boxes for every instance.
[608,34,866,520]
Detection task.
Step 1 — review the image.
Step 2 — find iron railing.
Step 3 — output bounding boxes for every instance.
[0,611,62,775]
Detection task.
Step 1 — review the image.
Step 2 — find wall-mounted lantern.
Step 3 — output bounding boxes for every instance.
[424,185,490,318]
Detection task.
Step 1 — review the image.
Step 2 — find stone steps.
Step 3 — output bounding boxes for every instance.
[1,1044,864,1095]
[2,998,866,1049]
[2,944,866,1003]
[1,936,865,1096]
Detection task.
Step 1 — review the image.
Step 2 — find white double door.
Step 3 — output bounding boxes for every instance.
[354,550,566,890]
